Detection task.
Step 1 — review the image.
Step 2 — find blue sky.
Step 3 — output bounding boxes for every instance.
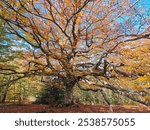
[136,0,150,8]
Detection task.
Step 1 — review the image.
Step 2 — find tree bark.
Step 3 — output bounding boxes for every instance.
[64,86,74,106]
[0,87,8,103]
[0,92,7,103]
[63,77,77,106]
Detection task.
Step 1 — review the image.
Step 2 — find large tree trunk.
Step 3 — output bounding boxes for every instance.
[64,86,74,106]
[63,77,77,106]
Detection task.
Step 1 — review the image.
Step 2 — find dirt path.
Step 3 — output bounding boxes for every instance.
[47,105,150,113]
[0,104,48,113]
[0,104,150,113]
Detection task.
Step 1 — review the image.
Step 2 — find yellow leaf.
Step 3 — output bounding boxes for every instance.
[144,96,150,101]
[15,1,21,7]
[44,14,52,19]
[143,84,150,89]
[133,86,143,91]
[135,76,150,82]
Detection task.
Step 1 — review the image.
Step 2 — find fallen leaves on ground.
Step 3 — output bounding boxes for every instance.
[0,104,150,113]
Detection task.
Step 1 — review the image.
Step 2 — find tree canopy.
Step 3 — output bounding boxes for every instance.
[0,0,150,105]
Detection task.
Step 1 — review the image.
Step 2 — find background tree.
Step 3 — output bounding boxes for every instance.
[0,14,34,103]
[0,0,149,105]
[0,18,13,103]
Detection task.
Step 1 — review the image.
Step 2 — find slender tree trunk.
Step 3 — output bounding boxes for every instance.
[0,86,8,103]
[0,92,7,103]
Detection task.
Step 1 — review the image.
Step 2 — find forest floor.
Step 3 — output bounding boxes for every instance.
[0,104,150,113]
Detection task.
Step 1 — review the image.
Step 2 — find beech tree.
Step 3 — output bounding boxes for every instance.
[0,18,12,102]
[0,0,150,105]
[0,15,30,103]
